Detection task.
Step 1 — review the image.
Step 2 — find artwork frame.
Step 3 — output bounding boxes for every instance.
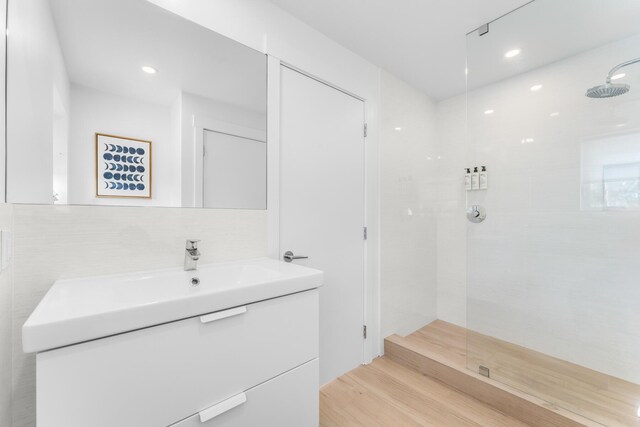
[95,133,152,199]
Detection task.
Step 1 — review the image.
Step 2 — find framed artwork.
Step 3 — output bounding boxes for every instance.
[95,133,152,199]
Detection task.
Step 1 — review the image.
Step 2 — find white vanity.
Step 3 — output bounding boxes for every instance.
[23,258,323,427]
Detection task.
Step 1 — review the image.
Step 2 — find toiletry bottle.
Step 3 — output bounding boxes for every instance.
[479,166,488,190]
[471,167,479,190]
[464,168,472,190]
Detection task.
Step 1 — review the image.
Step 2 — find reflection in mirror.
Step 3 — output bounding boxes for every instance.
[7,0,267,208]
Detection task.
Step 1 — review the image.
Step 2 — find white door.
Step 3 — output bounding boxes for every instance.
[279,66,366,385]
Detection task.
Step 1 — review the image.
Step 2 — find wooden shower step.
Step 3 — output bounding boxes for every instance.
[384,320,619,427]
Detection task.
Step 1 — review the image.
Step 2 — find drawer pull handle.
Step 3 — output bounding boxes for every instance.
[199,392,247,422]
[200,306,247,324]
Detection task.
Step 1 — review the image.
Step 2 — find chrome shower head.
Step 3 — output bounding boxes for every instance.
[586,57,640,99]
[585,83,630,99]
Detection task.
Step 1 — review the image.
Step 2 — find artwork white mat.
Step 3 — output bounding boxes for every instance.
[96,134,152,198]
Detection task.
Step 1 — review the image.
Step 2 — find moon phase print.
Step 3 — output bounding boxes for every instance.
[95,133,152,198]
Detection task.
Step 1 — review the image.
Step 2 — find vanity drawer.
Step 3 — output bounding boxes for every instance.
[170,359,319,427]
[37,289,319,427]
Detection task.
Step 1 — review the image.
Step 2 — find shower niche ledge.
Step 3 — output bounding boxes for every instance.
[23,258,323,427]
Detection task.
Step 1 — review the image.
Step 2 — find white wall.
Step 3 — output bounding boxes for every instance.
[0,1,11,425]
[67,84,181,207]
[437,33,640,383]
[380,70,438,338]
[0,0,5,204]
[52,87,70,204]
[435,94,468,327]
[7,0,70,204]
[0,204,13,427]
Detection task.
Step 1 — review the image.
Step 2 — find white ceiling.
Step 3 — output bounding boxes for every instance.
[46,0,640,106]
[268,0,530,100]
[268,0,640,101]
[466,0,640,93]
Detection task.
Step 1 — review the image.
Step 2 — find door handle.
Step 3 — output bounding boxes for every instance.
[283,251,309,263]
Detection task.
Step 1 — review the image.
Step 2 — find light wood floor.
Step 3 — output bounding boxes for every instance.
[391,320,640,427]
[319,356,530,427]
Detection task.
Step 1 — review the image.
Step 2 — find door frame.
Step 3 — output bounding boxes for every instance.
[190,117,266,208]
[267,55,380,364]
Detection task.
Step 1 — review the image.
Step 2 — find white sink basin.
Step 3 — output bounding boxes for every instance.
[23,258,323,353]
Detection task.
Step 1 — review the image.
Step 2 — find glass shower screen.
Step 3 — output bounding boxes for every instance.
[464,0,640,424]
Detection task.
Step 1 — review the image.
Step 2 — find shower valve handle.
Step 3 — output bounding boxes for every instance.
[466,205,486,223]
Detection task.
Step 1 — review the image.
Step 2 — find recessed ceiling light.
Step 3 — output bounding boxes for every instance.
[141,66,157,74]
[521,138,535,144]
[505,49,521,58]
[615,123,627,128]
[484,109,495,115]
[611,73,626,80]
[550,112,560,117]
[394,127,402,131]
[530,84,543,92]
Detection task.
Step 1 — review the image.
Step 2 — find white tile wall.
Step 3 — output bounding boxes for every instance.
[435,95,468,327]
[10,204,267,427]
[380,70,438,338]
[437,33,640,383]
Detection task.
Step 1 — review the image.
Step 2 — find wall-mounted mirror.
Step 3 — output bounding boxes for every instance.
[7,0,267,209]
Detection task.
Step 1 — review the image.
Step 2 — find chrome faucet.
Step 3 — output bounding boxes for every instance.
[184,239,201,271]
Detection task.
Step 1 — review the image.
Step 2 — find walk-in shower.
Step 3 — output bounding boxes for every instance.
[464,0,640,425]
[586,57,640,98]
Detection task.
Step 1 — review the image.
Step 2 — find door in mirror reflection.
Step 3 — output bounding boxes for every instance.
[203,130,266,210]
[6,0,267,209]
